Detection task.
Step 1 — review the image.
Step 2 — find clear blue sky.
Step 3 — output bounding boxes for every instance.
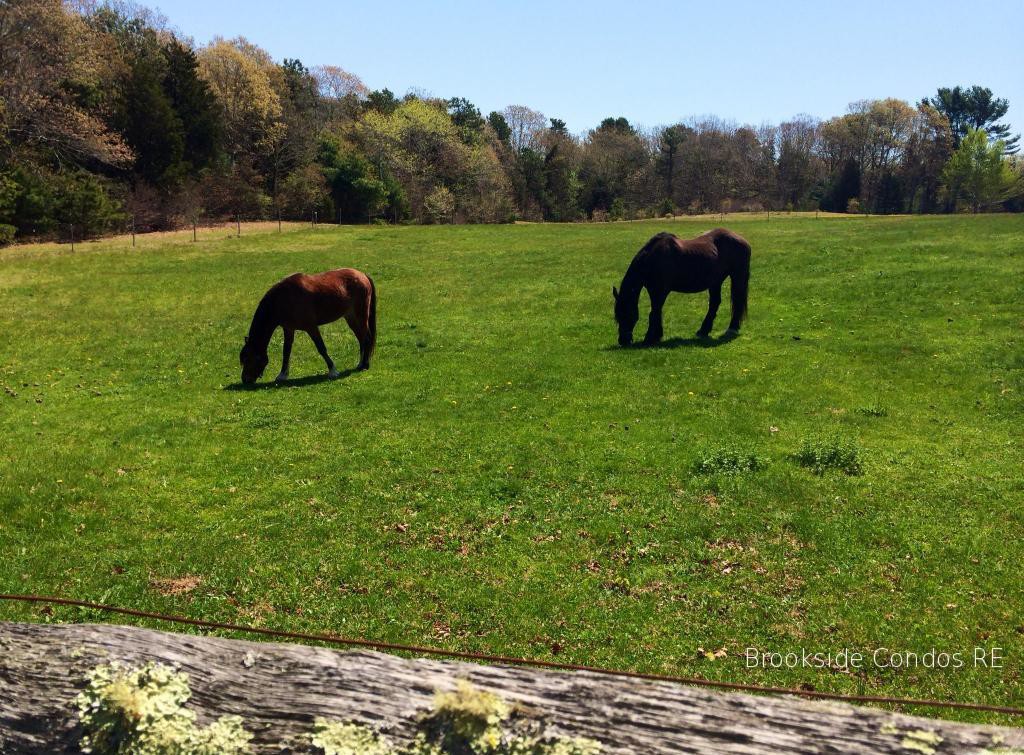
[153,0,1023,136]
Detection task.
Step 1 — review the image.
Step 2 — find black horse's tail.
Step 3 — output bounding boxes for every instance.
[730,239,751,323]
[366,275,377,360]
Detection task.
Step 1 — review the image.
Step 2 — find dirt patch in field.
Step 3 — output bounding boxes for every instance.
[148,574,203,596]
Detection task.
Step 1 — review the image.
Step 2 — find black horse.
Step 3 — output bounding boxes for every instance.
[613,228,751,346]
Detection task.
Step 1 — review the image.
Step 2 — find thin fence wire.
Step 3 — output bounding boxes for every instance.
[1,593,1021,718]
[27,210,886,253]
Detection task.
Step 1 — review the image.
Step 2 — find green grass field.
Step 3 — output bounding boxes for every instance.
[1,214,1022,722]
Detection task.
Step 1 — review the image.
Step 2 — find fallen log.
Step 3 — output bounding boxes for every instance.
[0,621,1020,754]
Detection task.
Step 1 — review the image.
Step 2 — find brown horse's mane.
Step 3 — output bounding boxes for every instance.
[245,288,280,354]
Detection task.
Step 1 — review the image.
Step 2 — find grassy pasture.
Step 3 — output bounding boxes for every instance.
[1,214,1022,722]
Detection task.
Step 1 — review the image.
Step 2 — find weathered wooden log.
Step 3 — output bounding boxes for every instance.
[0,621,1020,754]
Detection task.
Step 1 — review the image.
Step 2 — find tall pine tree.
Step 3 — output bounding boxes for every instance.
[923,85,1019,154]
[163,39,221,173]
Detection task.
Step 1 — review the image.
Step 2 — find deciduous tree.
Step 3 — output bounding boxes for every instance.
[0,0,131,168]
[197,37,285,162]
[942,128,1021,212]
[502,105,546,153]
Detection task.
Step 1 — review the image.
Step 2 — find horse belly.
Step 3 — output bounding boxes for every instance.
[279,297,345,330]
[673,280,708,293]
[670,254,718,293]
[671,270,714,293]
[313,301,346,325]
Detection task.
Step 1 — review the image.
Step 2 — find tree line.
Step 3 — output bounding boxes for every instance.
[2,0,1022,245]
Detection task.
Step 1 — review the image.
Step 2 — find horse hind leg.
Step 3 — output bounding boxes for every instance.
[345,312,372,370]
[697,284,722,338]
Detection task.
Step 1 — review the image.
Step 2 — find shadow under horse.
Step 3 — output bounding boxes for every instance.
[239,268,376,384]
[613,228,751,347]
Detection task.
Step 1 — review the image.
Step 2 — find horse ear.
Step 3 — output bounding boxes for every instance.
[612,286,619,300]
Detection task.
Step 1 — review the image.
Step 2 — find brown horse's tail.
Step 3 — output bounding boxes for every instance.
[730,240,751,323]
[366,274,377,360]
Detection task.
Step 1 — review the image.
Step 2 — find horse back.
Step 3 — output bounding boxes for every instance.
[639,233,717,292]
[636,228,749,293]
[273,268,371,328]
[673,228,751,273]
[705,227,751,263]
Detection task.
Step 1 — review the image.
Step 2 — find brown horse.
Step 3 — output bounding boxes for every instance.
[240,268,376,384]
[613,228,751,346]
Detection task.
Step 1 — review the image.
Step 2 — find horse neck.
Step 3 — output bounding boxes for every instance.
[619,261,645,301]
[246,294,279,353]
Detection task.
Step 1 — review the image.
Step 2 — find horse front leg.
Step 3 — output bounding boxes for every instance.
[643,288,668,345]
[307,326,340,378]
[697,283,722,338]
[276,328,294,382]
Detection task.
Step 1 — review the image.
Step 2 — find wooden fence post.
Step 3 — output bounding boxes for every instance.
[3,622,1023,755]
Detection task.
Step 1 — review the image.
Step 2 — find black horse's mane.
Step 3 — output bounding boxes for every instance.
[620,232,676,292]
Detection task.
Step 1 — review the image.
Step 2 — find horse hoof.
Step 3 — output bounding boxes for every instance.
[328,368,341,378]
[724,328,740,336]
[275,372,288,383]
[356,363,370,371]
[695,330,711,339]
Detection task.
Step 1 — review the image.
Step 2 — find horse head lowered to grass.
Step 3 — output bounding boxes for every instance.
[613,228,750,346]
[240,268,376,384]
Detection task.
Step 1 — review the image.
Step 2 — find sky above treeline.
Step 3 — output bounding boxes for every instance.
[151,0,1023,137]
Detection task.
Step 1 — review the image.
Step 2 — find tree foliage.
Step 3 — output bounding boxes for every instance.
[942,129,1022,212]
[0,1,1020,244]
[923,85,1019,153]
[197,37,284,161]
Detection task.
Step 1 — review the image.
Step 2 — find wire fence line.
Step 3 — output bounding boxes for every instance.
[1,593,1021,718]
[19,208,889,254]
[11,219,315,256]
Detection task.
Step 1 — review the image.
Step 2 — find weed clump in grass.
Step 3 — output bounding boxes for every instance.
[856,404,888,417]
[793,438,863,475]
[694,447,763,475]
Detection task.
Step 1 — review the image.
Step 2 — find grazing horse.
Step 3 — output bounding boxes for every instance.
[240,268,376,384]
[613,228,750,346]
